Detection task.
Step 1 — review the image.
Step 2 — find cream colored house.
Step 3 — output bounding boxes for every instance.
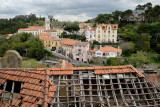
[95,24,118,43]
[61,38,77,59]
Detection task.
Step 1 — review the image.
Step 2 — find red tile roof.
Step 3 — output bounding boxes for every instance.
[40,37,53,41]
[0,68,56,107]
[7,34,13,37]
[99,46,122,53]
[99,24,118,30]
[19,26,46,31]
[89,48,97,53]
[0,65,144,106]
[62,38,77,46]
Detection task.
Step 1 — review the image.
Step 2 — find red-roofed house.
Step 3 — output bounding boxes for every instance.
[39,33,51,39]
[18,26,46,36]
[40,37,53,49]
[95,46,122,58]
[62,38,77,59]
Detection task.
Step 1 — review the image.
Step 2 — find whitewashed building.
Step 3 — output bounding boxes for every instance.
[95,46,122,58]
[18,16,50,36]
[85,27,96,42]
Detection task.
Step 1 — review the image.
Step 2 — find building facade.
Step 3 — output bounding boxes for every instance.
[95,24,118,43]
[61,38,77,59]
[73,41,89,62]
[85,27,96,42]
[18,26,46,36]
[95,46,122,58]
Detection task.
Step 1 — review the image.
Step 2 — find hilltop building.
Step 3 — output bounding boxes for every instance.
[95,24,118,43]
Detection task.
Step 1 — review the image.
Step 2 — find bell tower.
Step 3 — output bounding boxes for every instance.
[45,16,50,30]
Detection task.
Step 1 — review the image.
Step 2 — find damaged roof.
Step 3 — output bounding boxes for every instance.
[0,65,160,107]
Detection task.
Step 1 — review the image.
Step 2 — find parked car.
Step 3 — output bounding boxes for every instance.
[51,47,56,51]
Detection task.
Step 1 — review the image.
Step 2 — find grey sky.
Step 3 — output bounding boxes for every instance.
[0,0,159,21]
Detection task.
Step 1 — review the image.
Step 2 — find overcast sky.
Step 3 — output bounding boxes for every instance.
[0,0,159,21]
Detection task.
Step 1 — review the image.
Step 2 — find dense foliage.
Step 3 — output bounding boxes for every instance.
[0,33,45,60]
[60,31,86,42]
[0,14,45,35]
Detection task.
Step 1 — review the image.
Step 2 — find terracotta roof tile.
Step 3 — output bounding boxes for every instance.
[99,24,118,30]
[0,68,56,106]
[40,37,53,41]
[89,48,97,53]
[62,38,77,46]
[19,26,45,31]
[7,34,13,37]
[99,46,122,53]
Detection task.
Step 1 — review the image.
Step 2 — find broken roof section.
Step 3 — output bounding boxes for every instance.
[0,65,160,107]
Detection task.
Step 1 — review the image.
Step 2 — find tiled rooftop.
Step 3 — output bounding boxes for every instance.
[99,46,122,53]
[62,38,77,46]
[40,37,53,41]
[19,26,46,31]
[100,24,118,30]
[0,65,160,107]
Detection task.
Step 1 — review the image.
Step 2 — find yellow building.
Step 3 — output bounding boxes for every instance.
[52,36,62,50]
[40,37,53,49]
[62,38,77,59]
[96,24,118,43]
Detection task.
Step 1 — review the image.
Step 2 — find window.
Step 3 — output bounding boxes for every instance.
[46,41,47,43]
[112,35,114,37]
[113,30,114,33]
[112,39,114,42]
[104,30,106,33]
[98,35,100,38]
[98,30,100,33]
[108,26,110,30]
[56,42,57,46]
[108,31,110,33]
[98,26,100,29]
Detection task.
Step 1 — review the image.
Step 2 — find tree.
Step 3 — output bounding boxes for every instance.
[27,38,45,60]
[130,51,150,67]
[135,33,150,52]
[64,23,80,34]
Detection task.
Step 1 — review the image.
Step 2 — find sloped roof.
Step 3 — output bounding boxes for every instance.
[0,68,56,107]
[99,46,122,53]
[99,24,118,30]
[7,34,13,37]
[2,65,160,107]
[40,37,53,41]
[89,48,97,53]
[19,26,46,31]
[62,38,77,46]
[74,41,89,47]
